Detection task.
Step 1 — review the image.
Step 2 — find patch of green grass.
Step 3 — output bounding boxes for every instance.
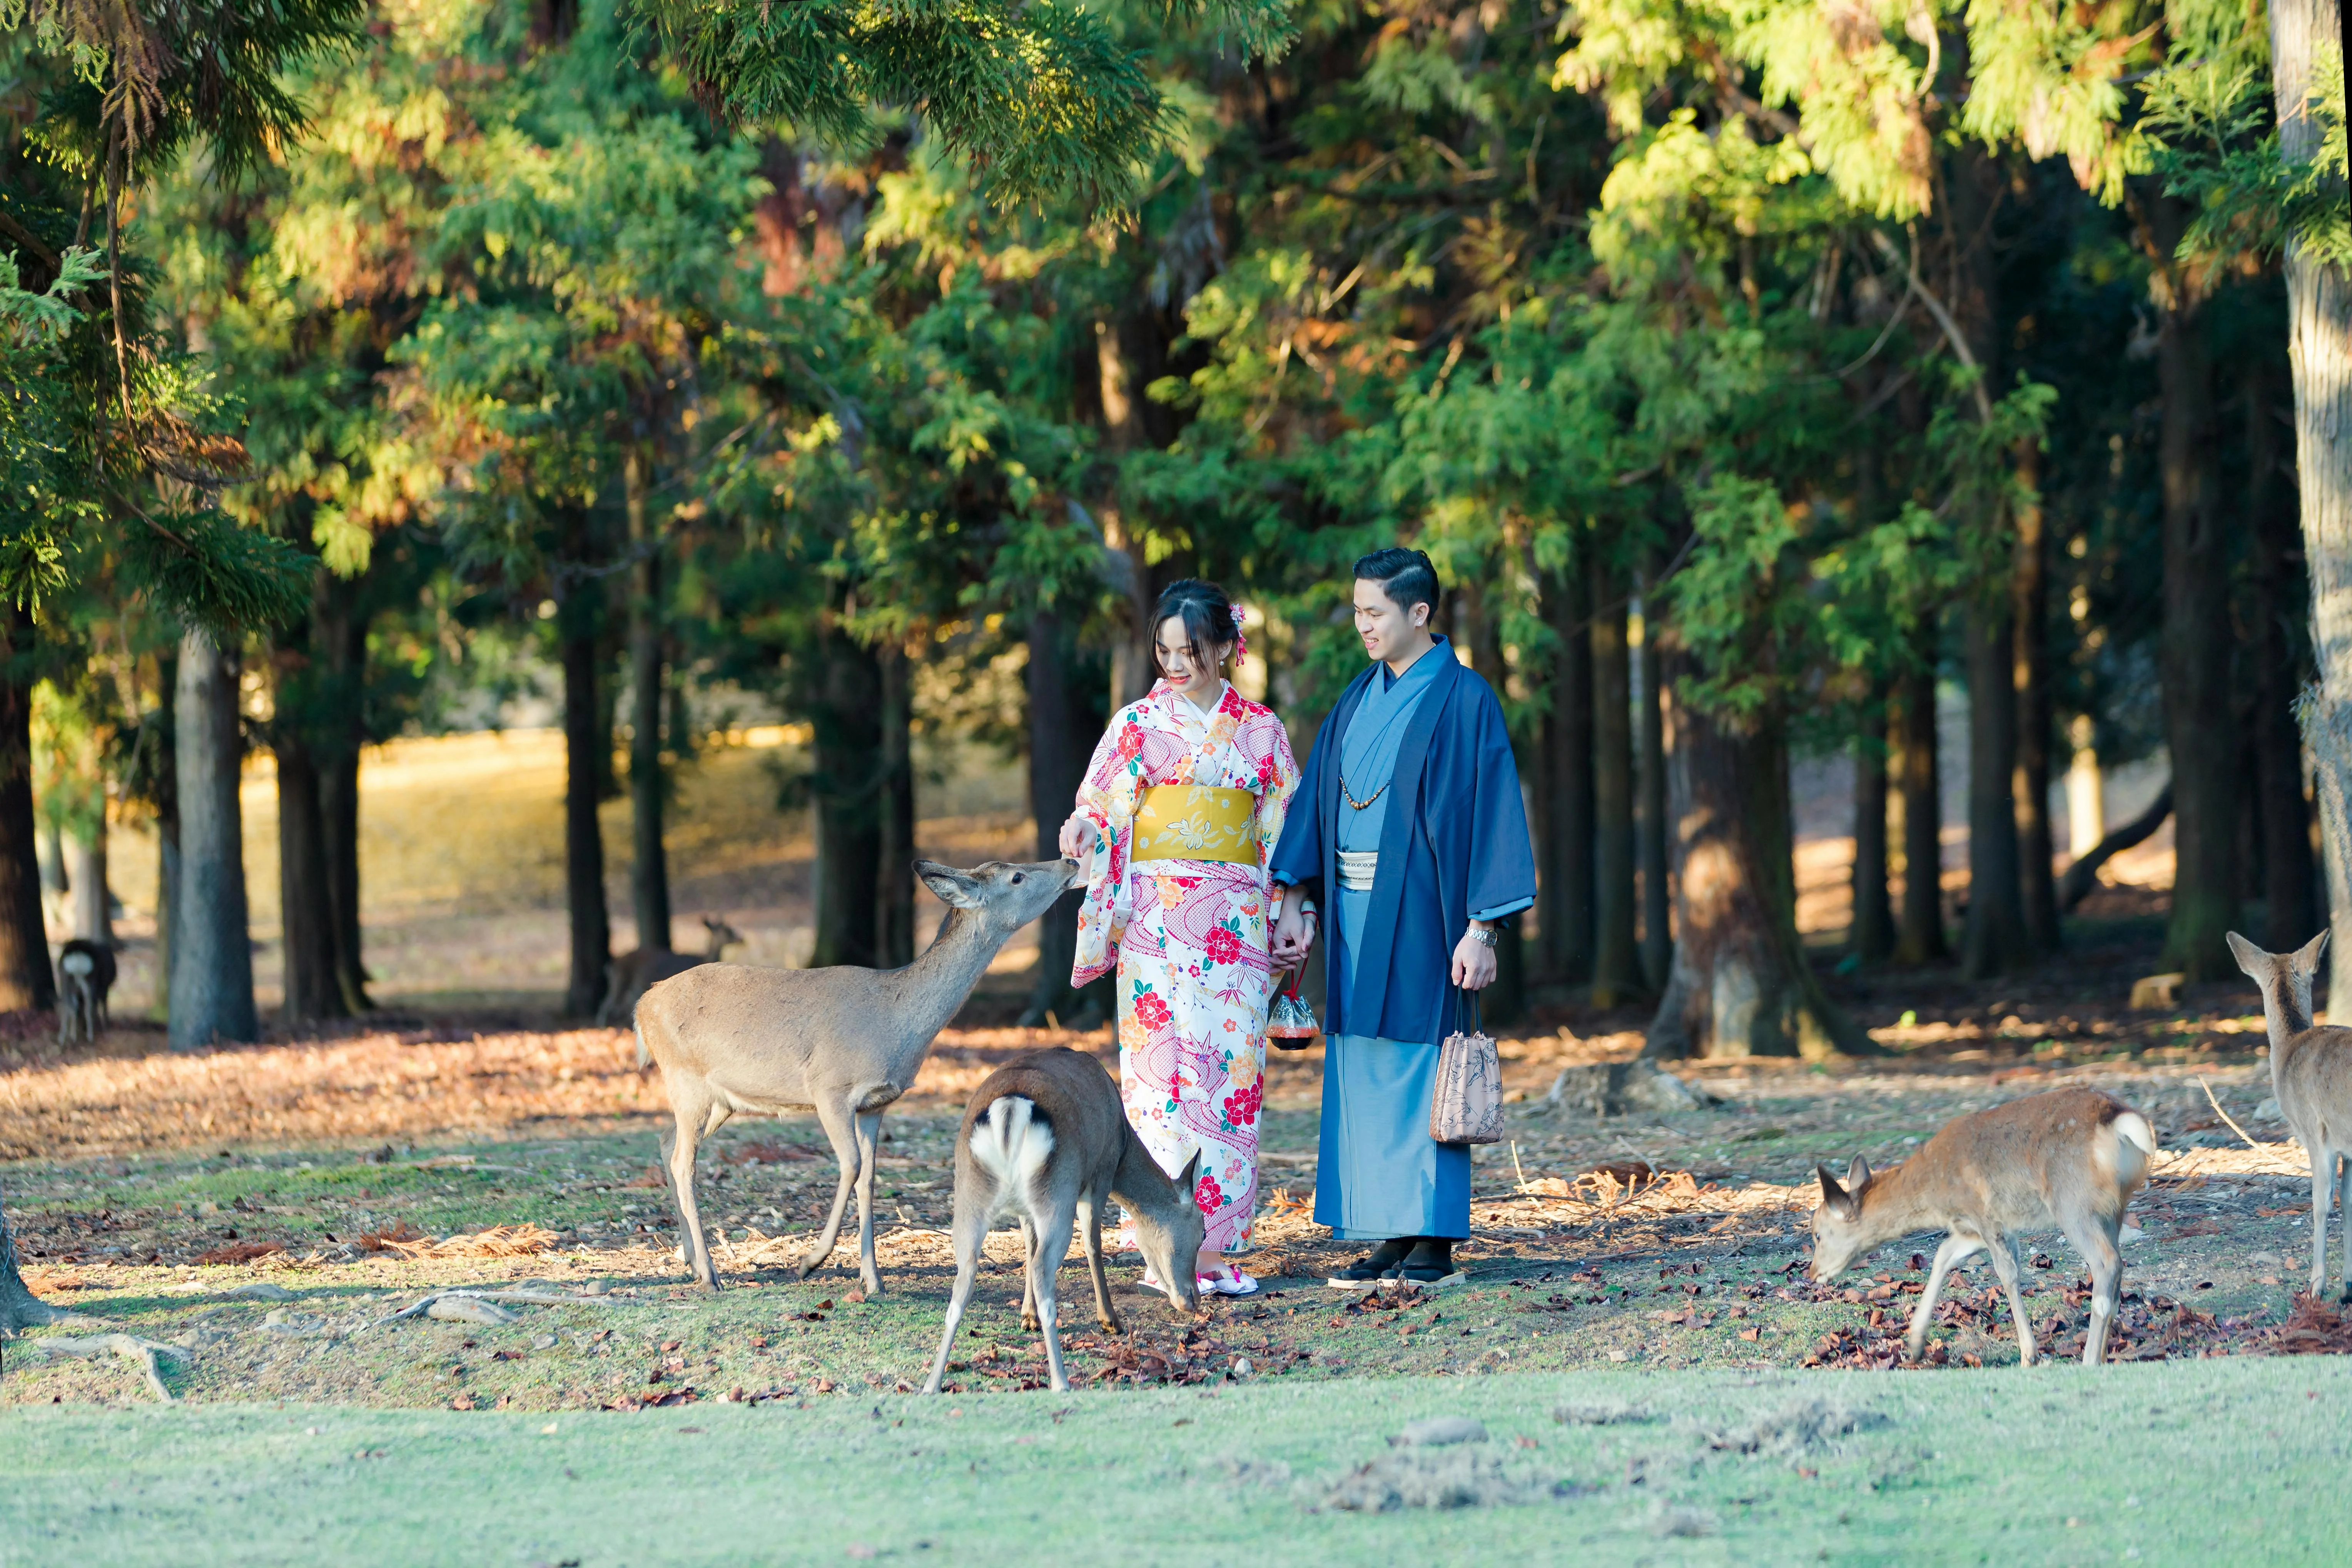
[3,1359,2346,1564]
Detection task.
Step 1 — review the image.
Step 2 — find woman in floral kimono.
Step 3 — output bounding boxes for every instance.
[1058,580,1300,1297]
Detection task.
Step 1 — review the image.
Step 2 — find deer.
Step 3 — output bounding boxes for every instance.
[922,1045,1204,1394]
[598,914,745,1026]
[2226,930,2352,1302]
[56,938,116,1046]
[635,858,1079,1296]
[1810,1087,2158,1366]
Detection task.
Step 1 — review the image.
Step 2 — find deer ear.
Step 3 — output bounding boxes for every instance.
[1177,1149,1203,1191]
[1844,1156,1874,1196]
[1815,1162,1849,1213]
[2226,930,2267,980]
[2297,928,2330,975]
[915,860,984,910]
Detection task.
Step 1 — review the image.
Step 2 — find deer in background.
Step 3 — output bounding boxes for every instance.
[598,914,745,1025]
[923,1046,1203,1394]
[635,858,1079,1295]
[2226,930,2352,1302]
[1810,1087,2158,1366]
[56,938,115,1045]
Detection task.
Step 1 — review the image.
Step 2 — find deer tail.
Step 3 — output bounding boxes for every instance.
[968,1095,1054,1202]
[635,1018,651,1070]
[2101,1109,2158,1190]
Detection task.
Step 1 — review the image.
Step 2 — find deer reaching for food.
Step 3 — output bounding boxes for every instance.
[2226,930,2352,1302]
[1810,1087,2158,1366]
[598,914,745,1026]
[635,858,1079,1295]
[923,1046,1204,1394]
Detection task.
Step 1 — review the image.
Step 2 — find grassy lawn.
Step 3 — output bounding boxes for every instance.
[5,1357,2348,1565]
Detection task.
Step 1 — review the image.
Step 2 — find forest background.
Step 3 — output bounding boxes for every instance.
[1,0,2348,1073]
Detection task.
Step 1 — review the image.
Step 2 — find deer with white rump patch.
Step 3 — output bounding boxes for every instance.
[1810,1087,2158,1366]
[922,1046,1204,1394]
[2226,930,2352,1302]
[635,858,1079,1295]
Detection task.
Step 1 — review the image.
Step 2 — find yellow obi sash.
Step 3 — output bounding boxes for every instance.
[1129,785,1258,865]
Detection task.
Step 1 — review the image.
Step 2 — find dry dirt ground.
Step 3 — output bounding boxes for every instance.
[6,917,2349,1412]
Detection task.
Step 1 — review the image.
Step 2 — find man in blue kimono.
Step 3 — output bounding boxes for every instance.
[1269,548,1538,1286]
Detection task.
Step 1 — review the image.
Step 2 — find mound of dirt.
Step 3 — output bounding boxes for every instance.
[1699,1398,1889,1458]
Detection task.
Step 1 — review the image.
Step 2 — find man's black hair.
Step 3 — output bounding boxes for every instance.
[1353,548,1439,617]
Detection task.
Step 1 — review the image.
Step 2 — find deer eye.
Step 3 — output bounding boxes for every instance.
[1010,872,1026,885]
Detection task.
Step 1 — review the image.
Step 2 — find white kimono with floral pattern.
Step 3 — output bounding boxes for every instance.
[1072,681,1299,1253]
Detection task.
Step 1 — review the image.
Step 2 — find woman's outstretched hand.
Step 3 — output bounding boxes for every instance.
[1057,812,1097,861]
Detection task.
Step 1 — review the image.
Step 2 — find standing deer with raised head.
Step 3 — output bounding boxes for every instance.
[1810,1087,2158,1366]
[922,1045,1204,1394]
[2226,929,2352,1302]
[635,858,1079,1295]
[599,914,746,1025]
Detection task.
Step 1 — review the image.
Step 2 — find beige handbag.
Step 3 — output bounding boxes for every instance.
[1429,989,1503,1145]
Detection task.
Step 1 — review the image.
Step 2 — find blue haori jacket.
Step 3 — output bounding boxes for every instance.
[1268,645,1537,1047]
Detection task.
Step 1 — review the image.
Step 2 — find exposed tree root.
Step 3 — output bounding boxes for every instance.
[21,1334,184,1403]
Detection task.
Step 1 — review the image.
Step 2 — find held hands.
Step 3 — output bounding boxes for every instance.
[1451,926,1498,991]
[1057,812,1098,862]
[1270,905,1316,969]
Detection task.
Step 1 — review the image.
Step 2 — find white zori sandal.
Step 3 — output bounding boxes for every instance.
[1141,1264,1260,1297]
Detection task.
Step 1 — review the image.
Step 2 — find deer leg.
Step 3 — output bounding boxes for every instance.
[1078,1191,1121,1334]
[1984,1233,2037,1367]
[795,1096,863,1281]
[2311,1151,2335,1301]
[2068,1214,2124,1366]
[851,1110,885,1297]
[661,1084,720,1291]
[1904,1233,1982,1363]
[1030,1198,1077,1393]
[1017,1217,1041,1332]
[2334,1153,2352,1305]
[922,1194,992,1395]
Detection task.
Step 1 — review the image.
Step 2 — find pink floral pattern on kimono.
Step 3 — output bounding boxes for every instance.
[1072,681,1298,1254]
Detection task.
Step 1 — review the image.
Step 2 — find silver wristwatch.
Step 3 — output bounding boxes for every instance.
[1468,924,1500,948]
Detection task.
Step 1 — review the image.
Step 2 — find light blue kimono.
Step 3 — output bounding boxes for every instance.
[1316,644,1533,1241]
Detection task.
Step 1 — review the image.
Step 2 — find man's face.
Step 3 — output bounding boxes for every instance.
[1353,577,1428,662]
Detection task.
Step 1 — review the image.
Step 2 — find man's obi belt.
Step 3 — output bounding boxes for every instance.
[1336,850,1379,891]
[1129,785,1258,864]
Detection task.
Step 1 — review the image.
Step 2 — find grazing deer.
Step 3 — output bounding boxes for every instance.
[922,1046,1204,1394]
[598,914,745,1025]
[1811,1087,2158,1366]
[2226,930,2352,1302]
[56,938,116,1045]
[635,858,1079,1295]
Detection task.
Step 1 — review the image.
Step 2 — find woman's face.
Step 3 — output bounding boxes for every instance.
[1154,615,1231,694]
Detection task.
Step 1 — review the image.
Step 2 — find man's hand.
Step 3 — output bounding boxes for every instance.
[1057,812,1097,861]
[1451,926,1498,990]
[1271,903,1316,969]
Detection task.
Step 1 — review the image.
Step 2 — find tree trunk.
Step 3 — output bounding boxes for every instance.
[152,654,179,1015]
[317,579,369,1012]
[875,641,915,969]
[1591,575,1640,1002]
[1536,560,1594,985]
[624,447,672,957]
[2012,448,2061,951]
[1642,689,1867,1060]
[1962,605,2029,978]
[809,625,884,970]
[273,732,345,1024]
[0,1186,68,1333]
[561,587,610,1019]
[2142,197,2241,981]
[2249,351,2322,949]
[63,830,109,946]
[1022,609,1099,1025]
[1850,693,1895,963]
[0,609,53,1012]
[1892,644,1948,964]
[1635,592,1673,990]
[168,628,256,1047]
[2273,0,2352,1004]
